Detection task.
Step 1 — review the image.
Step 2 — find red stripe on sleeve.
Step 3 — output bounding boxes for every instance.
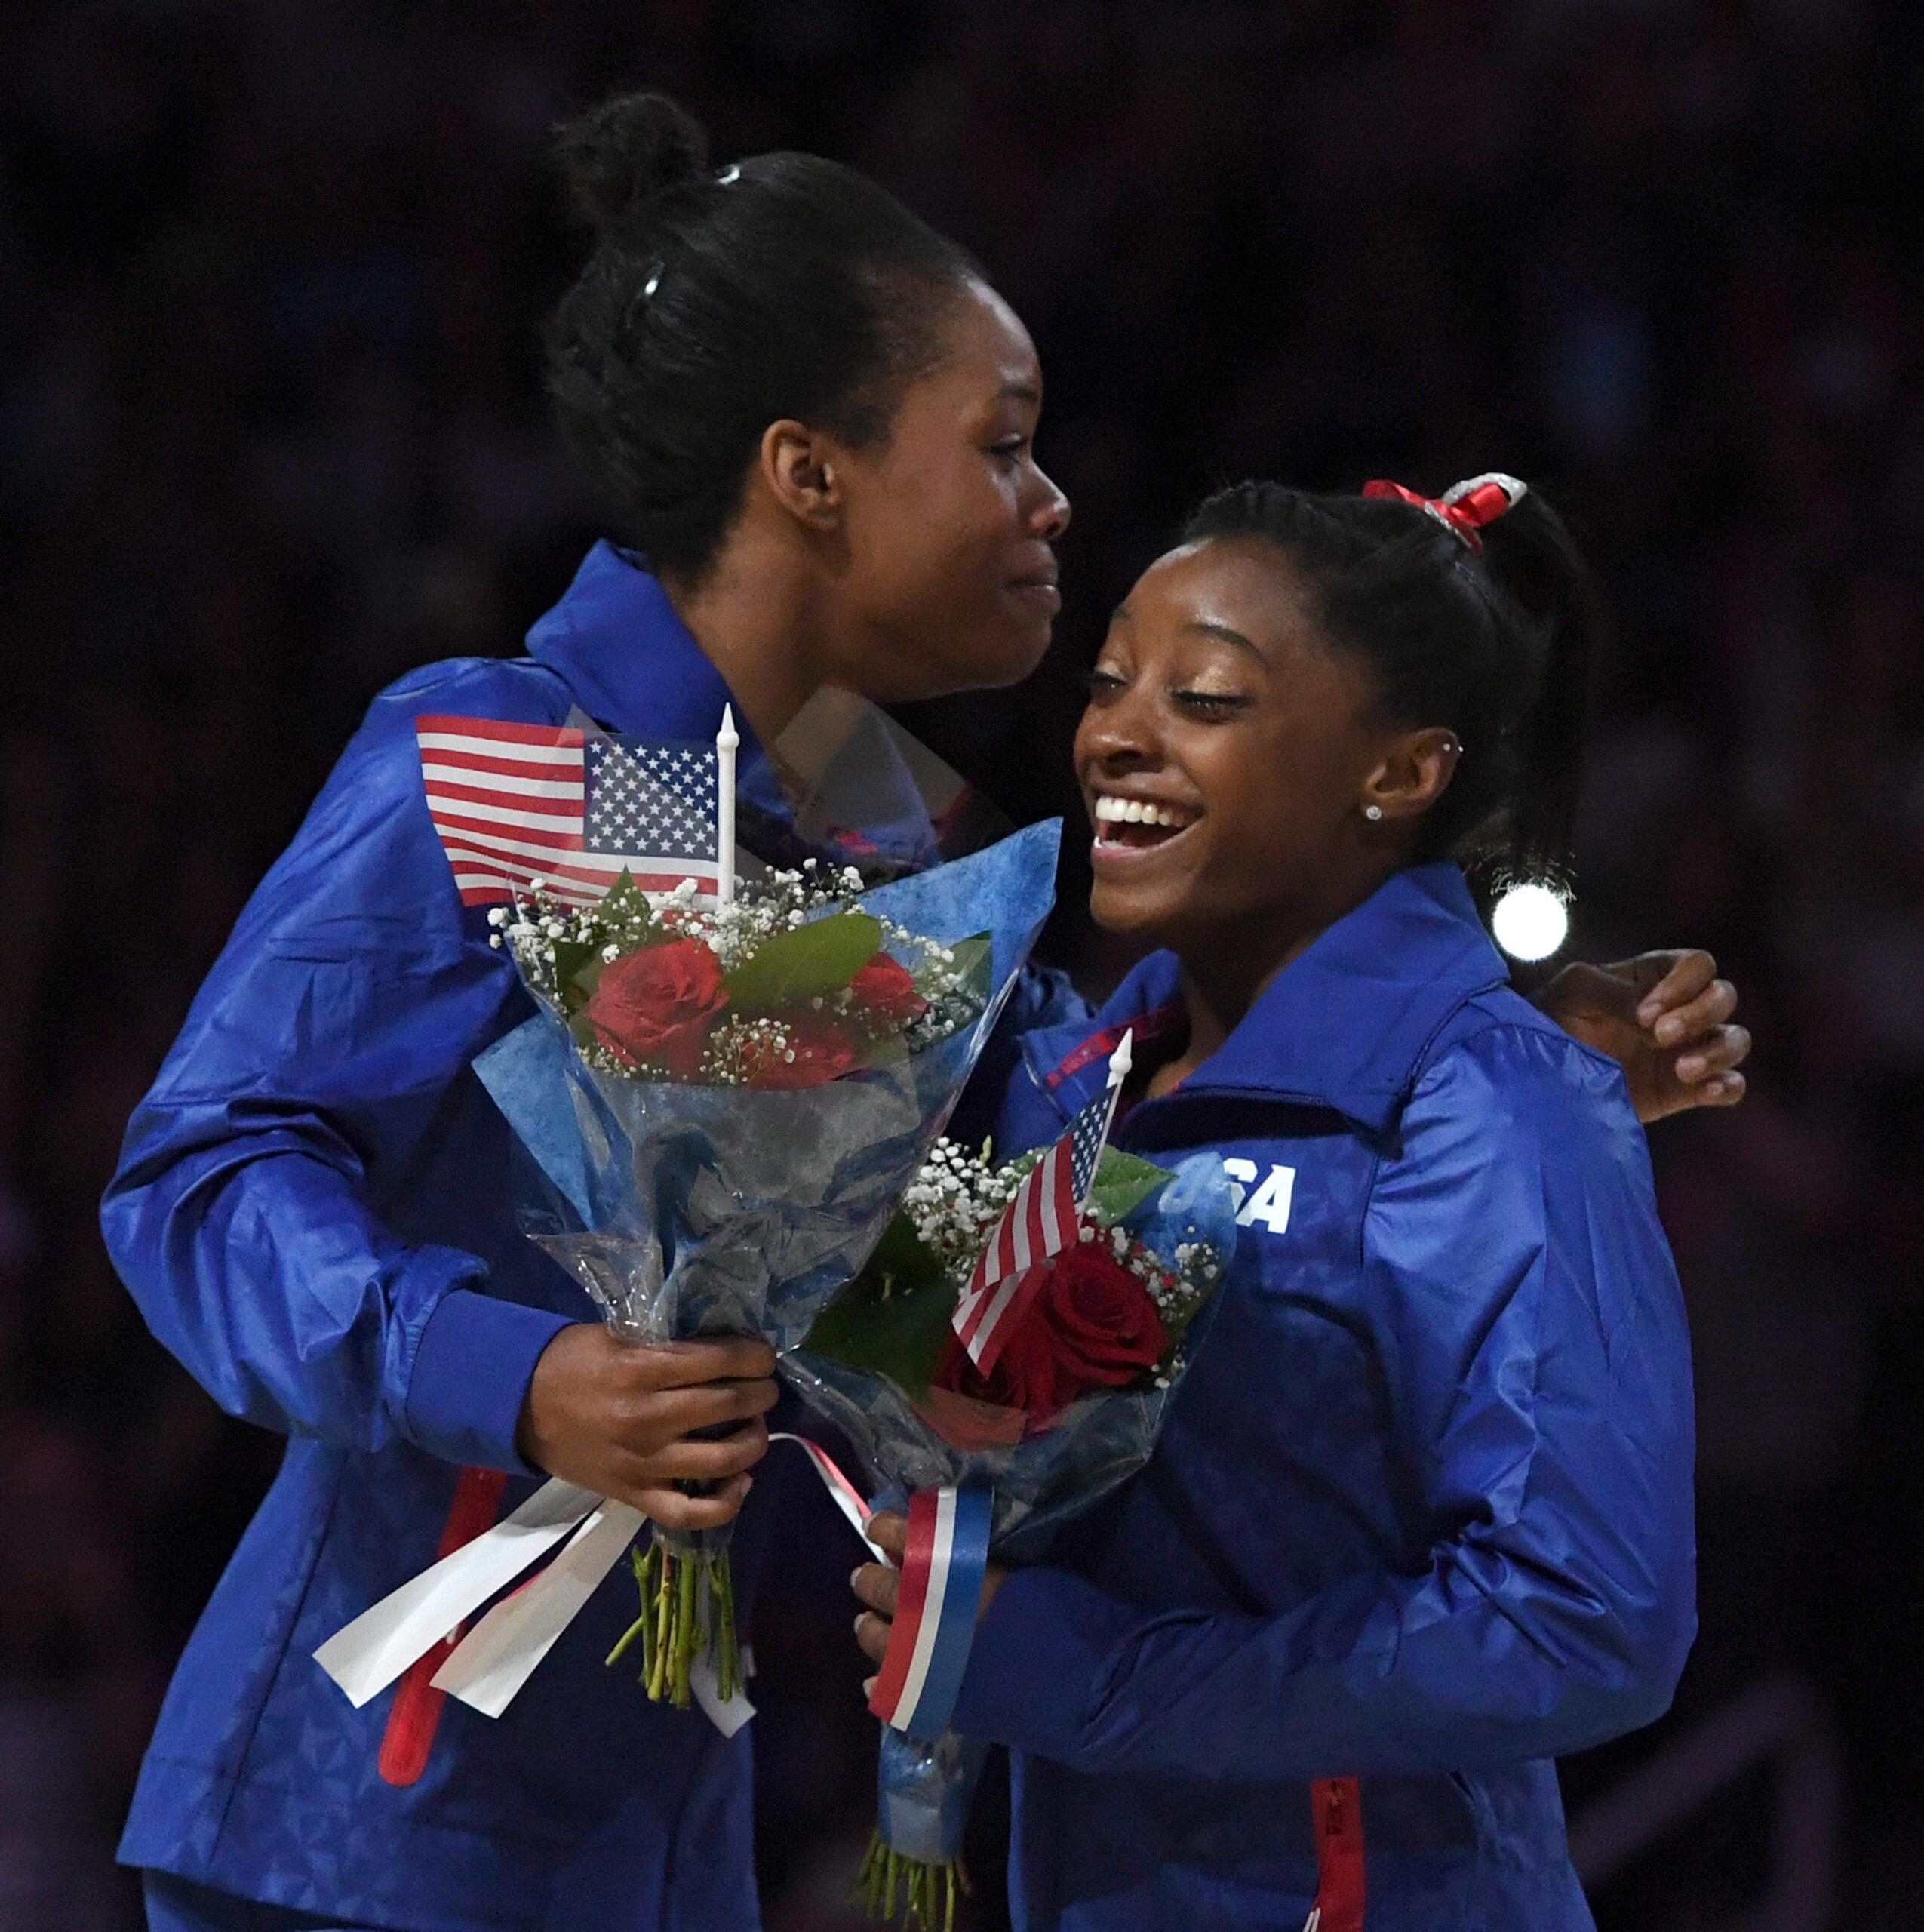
[1308,1777,1366,1931]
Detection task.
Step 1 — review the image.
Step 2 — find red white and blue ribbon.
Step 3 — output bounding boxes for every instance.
[951,1029,1133,1374]
[866,1484,994,1742]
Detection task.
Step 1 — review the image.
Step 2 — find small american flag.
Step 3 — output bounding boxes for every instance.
[951,1029,1133,1374]
[416,714,722,909]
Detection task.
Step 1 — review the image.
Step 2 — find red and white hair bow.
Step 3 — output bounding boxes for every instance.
[1362,472,1527,551]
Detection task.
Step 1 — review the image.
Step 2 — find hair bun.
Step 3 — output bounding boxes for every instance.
[555,91,712,232]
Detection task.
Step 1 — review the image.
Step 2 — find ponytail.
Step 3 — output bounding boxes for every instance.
[1471,488,1600,880]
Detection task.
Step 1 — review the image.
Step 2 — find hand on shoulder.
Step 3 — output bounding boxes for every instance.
[1540,949,1749,1123]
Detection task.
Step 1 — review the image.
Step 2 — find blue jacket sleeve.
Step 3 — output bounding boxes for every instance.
[100,675,573,1471]
[951,1022,1697,1779]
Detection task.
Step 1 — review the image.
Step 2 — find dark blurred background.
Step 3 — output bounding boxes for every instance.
[4,2,1920,1927]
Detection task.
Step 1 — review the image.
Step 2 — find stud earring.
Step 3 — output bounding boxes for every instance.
[1363,804,1385,822]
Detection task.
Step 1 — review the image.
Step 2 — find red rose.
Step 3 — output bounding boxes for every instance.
[933,1239,1166,1423]
[585,937,729,1078]
[740,1012,862,1090]
[848,951,929,1027]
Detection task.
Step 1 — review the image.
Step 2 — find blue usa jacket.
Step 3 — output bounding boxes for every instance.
[951,864,1698,1932]
[103,544,974,1931]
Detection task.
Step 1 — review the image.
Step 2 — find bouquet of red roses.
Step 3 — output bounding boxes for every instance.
[497,855,982,1092]
[316,768,1062,1734]
[785,1081,1237,1927]
[472,858,994,1705]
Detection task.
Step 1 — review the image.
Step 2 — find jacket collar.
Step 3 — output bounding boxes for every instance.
[1027,863,1510,1135]
[1019,949,1188,1121]
[526,542,760,755]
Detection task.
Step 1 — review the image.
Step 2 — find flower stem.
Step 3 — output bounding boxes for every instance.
[715,1555,740,1700]
[848,1834,970,1930]
[672,1546,696,1706]
[648,1547,674,1701]
[619,1540,744,1709]
[604,1544,651,1669]
[641,1543,662,1688]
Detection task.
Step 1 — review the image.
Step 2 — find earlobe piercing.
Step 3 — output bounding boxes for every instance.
[1364,804,1385,822]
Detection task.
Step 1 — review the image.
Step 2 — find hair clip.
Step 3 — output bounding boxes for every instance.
[1363,473,1526,551]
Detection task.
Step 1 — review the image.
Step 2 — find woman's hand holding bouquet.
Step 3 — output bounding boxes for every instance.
[783,1082,1236,1927]
[483,854,1029,1706]
[516,1329,777,1532]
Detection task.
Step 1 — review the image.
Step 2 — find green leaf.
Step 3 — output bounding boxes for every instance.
[724,911,883,1011]
[802,1215,958,1394]
[1086,1146,1173,1226]
[599,870,653,928]
[551,939,598,1010]
[854,1212,951,1296]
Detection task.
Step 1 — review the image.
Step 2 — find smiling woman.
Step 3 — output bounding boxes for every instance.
[850,472,1714,1932]
[1071,476,1615,1081]
[1080,536,1394,982]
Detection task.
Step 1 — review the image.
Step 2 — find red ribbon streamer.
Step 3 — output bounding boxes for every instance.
[1307,1776,1366,1931]
[377,1465,507,1787]
[867,1487,940,1723]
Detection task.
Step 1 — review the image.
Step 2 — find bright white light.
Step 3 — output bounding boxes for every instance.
[1492,882,1570,962]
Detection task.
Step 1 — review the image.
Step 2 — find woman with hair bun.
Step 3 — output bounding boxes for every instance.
[106,86,1739,1932]
[855,475,1703,1930]
[106,88,1080,1932]
[542,88,1074,724]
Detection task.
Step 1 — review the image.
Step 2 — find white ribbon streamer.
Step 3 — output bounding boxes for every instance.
[434,1509,758,1730]
[432,1498,646,1717]
[313,1477,598,1707]
[770,1430,887,1561]
[318,1439,881,1729]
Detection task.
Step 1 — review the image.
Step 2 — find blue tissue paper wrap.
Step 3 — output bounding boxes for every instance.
[473,819,1062,1356]
[782,1148,1239,1874]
